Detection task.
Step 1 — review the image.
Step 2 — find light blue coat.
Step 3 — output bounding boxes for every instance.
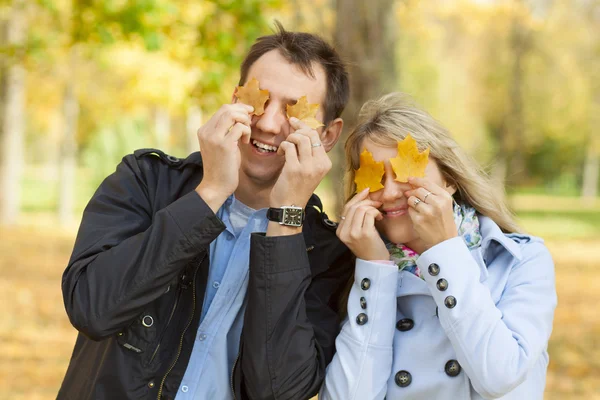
[320,216,557,400]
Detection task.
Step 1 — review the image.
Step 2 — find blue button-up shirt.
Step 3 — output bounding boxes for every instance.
[176,196,268,399]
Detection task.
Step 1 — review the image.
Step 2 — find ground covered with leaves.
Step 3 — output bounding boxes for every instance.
[1,203,599,399]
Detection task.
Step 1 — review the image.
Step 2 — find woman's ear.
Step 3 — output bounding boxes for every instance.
[319,118,344,152]
[445,180,458,196]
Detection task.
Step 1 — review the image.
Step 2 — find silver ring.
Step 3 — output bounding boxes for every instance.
[423,191,432,203]
[311,142,322,148]
[414,198,422,207]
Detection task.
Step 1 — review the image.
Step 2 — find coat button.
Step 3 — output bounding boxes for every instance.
[166,155,181,164]
[428,263,440,276]
[436,278,448,291]
[396,318,414,332]
[142,315,154,327]
[356,313,368,325]
[360,278,371,290]
[395,370,412,387]
[444,296,457,309]
[148,380,155,388]
[360,297,367,309]
[445,360,462,377]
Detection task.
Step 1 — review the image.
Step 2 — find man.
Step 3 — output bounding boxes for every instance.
[58,22,352,400]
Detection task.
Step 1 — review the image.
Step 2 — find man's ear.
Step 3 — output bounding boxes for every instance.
[320,118,344,152]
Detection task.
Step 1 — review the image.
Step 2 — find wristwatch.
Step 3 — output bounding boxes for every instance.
[267,205,305,227]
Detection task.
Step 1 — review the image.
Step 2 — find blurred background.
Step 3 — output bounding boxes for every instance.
[0,0,599,399]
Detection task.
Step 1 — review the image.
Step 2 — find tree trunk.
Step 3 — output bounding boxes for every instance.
[58,71,79,226]
[186,105,202,155]
[0,1,26,225]
[331,0,397,216]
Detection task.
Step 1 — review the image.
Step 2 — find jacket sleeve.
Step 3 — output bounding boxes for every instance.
[417,237,557,399]
[319,259,399,400]
[61,155,225,340]
[234,232,353,400]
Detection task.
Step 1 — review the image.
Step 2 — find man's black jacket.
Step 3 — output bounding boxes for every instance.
[57,149,353,400]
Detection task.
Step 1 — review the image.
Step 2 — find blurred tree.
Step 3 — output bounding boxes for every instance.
[0,0,27,225]
[332,0,398,214]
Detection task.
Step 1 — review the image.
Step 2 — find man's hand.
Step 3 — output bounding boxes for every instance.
[266,117,331,236]
[196,103,253,212]
[270,117,332,208]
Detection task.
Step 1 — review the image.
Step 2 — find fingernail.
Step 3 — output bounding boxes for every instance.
[290,117,298,123]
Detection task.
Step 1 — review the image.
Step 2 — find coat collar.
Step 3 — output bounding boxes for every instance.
[478,216,522,261]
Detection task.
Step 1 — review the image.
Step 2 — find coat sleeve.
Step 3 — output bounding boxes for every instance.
[319,259,399,400]
[233,232,354,400]
[417,236,557,399]
[61,155,225,340]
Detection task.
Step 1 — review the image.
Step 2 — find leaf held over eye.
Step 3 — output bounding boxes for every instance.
[235,78,270,116]
[354,149,385,193]
[286,96,325,129]
[390,134,430,183]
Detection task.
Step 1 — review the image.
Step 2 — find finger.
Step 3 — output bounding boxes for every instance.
[342,195,382,220]
[289,116,310,131]
[230,100,255,114]
[214,111,252,135]
[407,195,433,215]
[407,177,445,195]
[404,187,433,203]
[293,127,324,154]
[351,206,369,235]
[225,122,251,144]
[285,133,312,161]
[278,141,300,166]
[342,188,370,215]
[363,208,382,228]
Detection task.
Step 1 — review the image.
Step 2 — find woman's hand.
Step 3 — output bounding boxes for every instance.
[404,177,458,252]
[336,188,388,261]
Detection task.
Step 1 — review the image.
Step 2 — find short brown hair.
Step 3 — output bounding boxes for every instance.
[239,21,349,125]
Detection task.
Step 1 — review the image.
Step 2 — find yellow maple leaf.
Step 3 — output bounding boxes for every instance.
[235,78,270,116]
[354,149,385,193]
[286,96,325,129]
[390,134,430,183]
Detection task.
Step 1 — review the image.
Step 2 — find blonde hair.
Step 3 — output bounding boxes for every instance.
[344,92,520,233]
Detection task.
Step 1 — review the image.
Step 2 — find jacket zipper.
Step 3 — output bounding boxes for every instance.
[149,285,182,364]
[230,349,240,400]
[156,255,204,400]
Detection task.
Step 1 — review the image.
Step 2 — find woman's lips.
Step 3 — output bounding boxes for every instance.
[382,207,408,218]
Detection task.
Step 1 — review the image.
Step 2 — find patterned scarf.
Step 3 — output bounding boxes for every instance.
[387,201,482,279]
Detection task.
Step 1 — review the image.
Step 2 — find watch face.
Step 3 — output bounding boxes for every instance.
[283,207,303,227]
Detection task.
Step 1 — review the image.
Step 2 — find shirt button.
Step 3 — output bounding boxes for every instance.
[360,278,371,290]
[360,297,367,309]
[212,281,220,289]
[396,318,414,332]
[181,385,189,392]
[436,278,448,291]
[148,380,155,388]
[444,296,457,309]
[199,333,207,341]
[356,313,368,325]
[395,370,412,387]
[445,360,462,377]
[428,263,440,276]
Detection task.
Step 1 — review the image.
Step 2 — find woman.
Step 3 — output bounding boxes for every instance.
[320,93,557,400]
